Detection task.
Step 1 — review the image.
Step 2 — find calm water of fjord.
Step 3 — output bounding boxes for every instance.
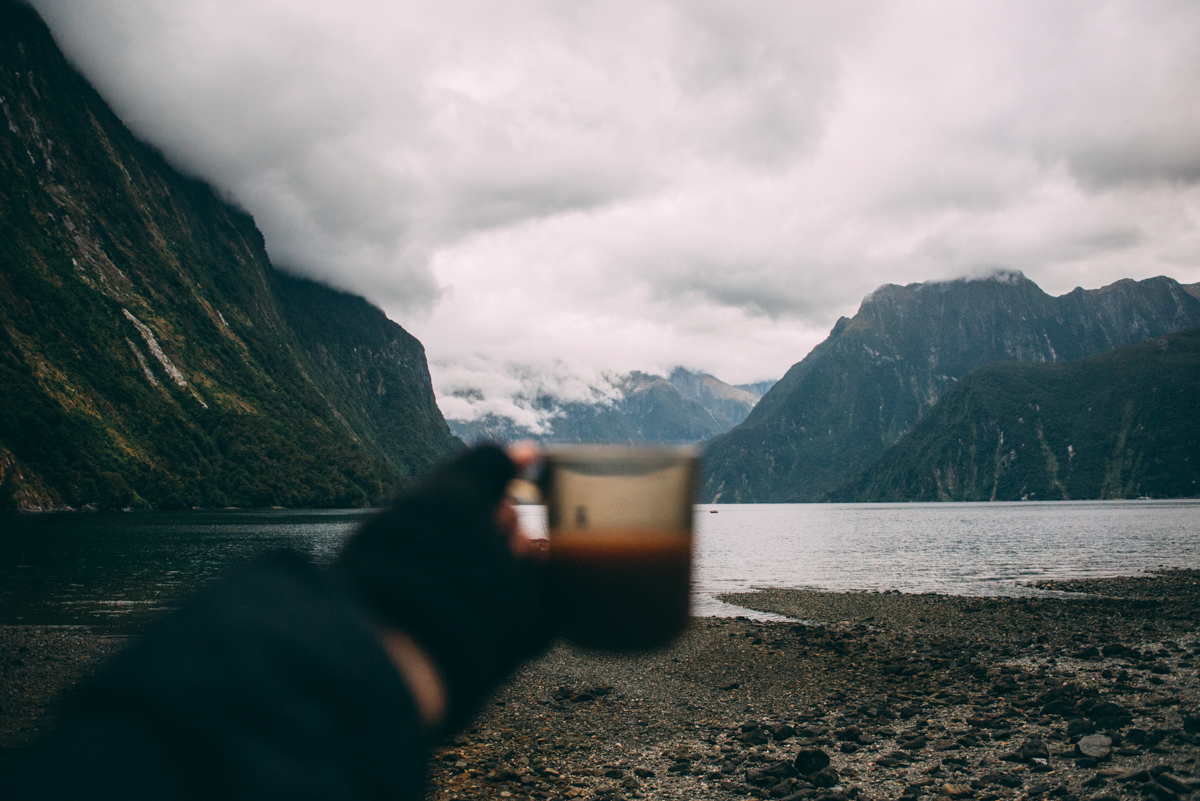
[2,501,1198,631]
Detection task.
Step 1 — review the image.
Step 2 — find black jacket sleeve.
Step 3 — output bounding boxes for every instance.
[2,553,430,801]
[335,445,556,729]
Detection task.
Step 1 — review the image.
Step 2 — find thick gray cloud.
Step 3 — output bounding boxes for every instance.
[31,0,1200,426]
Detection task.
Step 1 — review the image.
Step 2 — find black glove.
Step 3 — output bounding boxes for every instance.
[334,445,556,730]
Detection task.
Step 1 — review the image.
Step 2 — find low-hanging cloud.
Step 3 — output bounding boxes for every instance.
[30,0,1200,423]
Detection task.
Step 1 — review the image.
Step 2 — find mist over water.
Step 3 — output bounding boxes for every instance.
[2,501,1198,632]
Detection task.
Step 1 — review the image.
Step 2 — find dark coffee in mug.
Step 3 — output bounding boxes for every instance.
[540,447,699,650]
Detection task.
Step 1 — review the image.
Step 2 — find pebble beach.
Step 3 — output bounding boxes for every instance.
[3,570,1199,801]
[426,570,1199,801]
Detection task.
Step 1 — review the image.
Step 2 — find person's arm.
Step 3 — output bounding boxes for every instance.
[333,444,555,732]
[4,553,431,800]
[374,442,545,732]
[1,445,555,800]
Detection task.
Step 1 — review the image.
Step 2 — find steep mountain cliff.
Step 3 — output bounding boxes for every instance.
[702,271,1200,502]
[0,1,459,511]
[449,368,763,446]
[832,327,1200,501]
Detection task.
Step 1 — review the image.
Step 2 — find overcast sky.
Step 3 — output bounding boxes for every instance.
[32,0,1200,428]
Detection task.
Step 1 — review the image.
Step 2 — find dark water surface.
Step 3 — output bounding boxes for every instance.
[3,500,1199,631]
[0,509,370,632]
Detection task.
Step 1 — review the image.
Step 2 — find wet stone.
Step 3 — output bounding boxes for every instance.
[836,726,862,741]
[1116,768,1150,783]
[1147,785,1179,801]
[811,767,840,789]
[1156,774,1196,795]
[794,749,831,776]
[771,723,798,740]
[1065,719,1095,738]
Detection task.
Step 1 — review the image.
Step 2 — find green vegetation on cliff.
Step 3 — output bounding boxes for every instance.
[702,272,1200,503]
[0,1,460,511]
[832,327,1200,501]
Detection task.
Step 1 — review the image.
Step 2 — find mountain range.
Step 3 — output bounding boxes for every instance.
[6,0,1199,511]
[449,368,769,446]
[701,272,1200,502]
[831,326,1200,501]
[0,1,460,511]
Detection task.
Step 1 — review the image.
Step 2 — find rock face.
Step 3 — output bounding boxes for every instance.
[0,1,460,511]
[702,271,1200,502]
[450,368,764,446]
[832,327,1200,501]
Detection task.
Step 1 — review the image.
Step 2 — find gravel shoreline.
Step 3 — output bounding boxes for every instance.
[3,571,1199,801]
[429,571,1199,801]
[0,626,129,754]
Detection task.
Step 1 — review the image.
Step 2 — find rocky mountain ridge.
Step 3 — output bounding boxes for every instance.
[449,368,767,446]
[701,271,1200,502]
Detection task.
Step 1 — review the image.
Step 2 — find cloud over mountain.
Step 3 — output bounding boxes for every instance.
[31,0,1200,419]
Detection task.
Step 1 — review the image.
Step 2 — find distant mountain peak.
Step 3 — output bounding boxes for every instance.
[977,268,1029,285]
[926,268,1032,288]
[861,270,1035,310]
[668,367,761,407]
[447,366,772,446]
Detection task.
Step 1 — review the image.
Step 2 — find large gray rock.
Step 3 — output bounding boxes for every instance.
[1075,735,1112,760]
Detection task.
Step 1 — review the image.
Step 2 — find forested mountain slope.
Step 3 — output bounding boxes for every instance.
[0,1,459,511]
[702,272,1200,502]
[832,327,1200,501]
